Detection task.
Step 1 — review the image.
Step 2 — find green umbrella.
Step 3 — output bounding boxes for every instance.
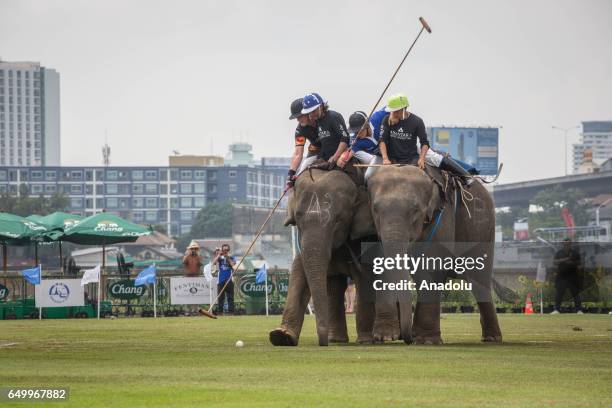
[0,212,48,274]
[26,214,46,225]
[37,212,84,232]
[0,212,48,241]
[60,213,152,301]
[62,213,151,245]
[30,212,85,272]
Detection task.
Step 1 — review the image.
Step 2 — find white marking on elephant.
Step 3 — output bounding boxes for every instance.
[306,192,333,225]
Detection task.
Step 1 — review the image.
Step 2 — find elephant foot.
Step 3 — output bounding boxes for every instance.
[482,335,502,343]
[356,335,374,344]
[329,335,349,343]
[372,321,401,343]
[414,335,443,345]
[269,327,298,346]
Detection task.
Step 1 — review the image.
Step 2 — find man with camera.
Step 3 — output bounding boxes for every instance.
[212,244,237,315]
[182,241,203,316]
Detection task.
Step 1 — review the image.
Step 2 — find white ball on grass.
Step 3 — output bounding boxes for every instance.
[235,340,244,348]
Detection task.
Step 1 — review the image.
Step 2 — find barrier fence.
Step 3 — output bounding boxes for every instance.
[0,268,290,319]
[1,266,611,319]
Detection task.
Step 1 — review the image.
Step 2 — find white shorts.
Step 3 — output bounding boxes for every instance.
[354,150,377,164]
[425,149,444,167]
[297,155,319,175]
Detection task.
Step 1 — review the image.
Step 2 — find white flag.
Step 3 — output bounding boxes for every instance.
[203,263,213,282]
[81,265,101,286]
[535,261,547,283]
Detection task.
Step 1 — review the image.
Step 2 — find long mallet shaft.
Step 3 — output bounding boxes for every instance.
[352,17,432,140]
[205,188,289,317]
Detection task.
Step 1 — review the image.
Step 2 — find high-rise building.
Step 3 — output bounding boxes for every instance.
[428,126,499,175]
[0,60,60,167]
[0,164,286,237]
[572,121,612,174]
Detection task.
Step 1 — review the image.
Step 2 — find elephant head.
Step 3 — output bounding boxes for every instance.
[288,168,373,345]
[367,165,440,342]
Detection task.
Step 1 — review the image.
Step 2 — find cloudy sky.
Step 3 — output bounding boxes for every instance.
[1,0,611,183]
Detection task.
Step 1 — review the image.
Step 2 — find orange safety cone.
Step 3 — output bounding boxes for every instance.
[524,293,534,315]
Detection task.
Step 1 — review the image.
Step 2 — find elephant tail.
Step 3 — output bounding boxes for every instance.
[491,277,521,303]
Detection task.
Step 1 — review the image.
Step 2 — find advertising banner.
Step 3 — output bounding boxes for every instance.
[35,279,85,308]
[170,277,217,305]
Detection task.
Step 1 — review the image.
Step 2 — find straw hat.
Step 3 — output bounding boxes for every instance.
[187,241,200,250]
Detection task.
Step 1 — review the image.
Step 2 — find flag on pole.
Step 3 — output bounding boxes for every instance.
[535,261,547,283]
[22,265,41,285]
[135,264,156,286]
[255,262,268,284]
[203,262,213,283]
[81,265,101,286]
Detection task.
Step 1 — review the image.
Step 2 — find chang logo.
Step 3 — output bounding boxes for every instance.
[24,221,46,231]
[94,221,123,232]
[0,284,8,300]
[64,219,81,228]
[49,282,70,304]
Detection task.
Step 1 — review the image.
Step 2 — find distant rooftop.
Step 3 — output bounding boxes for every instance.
[582,121,612,133]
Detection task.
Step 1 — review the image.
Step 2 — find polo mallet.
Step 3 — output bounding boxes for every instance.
[201,188,289,319]
[346,17,432,155]
[202,18,432,319]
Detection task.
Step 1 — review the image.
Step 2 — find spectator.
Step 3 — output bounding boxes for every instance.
[551,238,583,314]
[345,277,355,314]
[182,241,203,316]
[213,244,236,315]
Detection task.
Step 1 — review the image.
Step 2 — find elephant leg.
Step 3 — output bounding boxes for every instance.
[327,274,349,343]
[477,301,502,342]
[372,242,407,343]
[270,255,310,346]
[353,271,375,344]
[373,301,401,342]
[301,254,331,346]
[470,277,502,342]
[466,243,502,343]
[412,272,443,345]
[413,300,443,345]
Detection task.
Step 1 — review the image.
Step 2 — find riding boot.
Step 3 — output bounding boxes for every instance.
[440,157,473,186]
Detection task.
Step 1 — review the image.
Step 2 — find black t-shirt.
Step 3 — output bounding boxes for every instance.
[313,110,350,160]
[380,112,429,164]
[294,124,321,157]
[554,248,581,278]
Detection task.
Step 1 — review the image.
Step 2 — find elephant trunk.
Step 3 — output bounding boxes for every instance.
[299,230,334,346]
[378,222,415,343]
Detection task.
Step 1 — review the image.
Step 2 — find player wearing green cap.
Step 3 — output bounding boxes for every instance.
[377,93,474,185]
[379,93,429,169]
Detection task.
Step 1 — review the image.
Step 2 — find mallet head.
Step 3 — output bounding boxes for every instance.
[419,17,432,33]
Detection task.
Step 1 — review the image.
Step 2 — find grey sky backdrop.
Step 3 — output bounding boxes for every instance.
[1,0,611,183]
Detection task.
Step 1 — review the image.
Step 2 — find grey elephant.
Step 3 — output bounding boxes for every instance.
[269,167,377,346]
[367,165,502,344]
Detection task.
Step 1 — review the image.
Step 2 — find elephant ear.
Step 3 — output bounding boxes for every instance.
[283,191,296,226]
[350,187,377,240]
[425,182,441,223]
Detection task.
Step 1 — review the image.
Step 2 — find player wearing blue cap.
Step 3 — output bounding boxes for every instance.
[286,93,350,189]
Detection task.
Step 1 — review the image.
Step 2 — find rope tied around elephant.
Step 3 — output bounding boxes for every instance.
[455,178,474,219]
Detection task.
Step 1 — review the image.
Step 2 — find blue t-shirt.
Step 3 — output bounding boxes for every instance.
[351,136,379,154]
[370,107,388,141]
[218,256,236,284]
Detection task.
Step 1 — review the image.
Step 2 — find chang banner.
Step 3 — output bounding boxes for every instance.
[35,279,85,308]
[170,277,217,305]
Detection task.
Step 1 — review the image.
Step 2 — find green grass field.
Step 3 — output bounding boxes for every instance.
[1,314,611,407]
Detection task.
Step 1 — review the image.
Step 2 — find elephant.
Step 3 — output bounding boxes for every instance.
[366,165,502,344]
[269,166,377,346]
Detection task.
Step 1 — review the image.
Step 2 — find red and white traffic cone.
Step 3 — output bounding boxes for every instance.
[524,293,534,315]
